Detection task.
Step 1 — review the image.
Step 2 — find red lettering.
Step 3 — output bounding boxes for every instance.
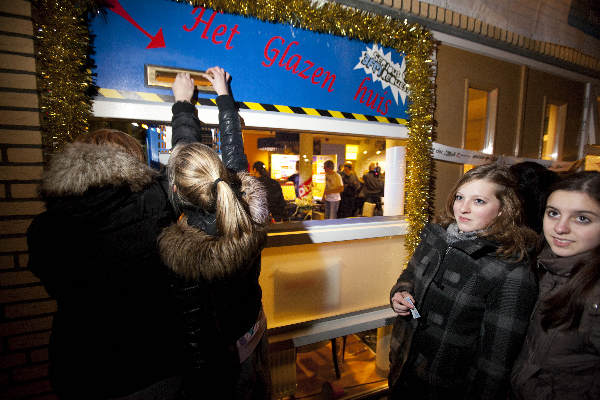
[184,7,239,50]
[382,99,391,115]
[298,60,313,79]
[261,37,335,94]
[212,24,227,44]
[311,67,323,84]
[286,54,301,72]
[377,90,388,114]
[182,7,216,38]
[263,36,284,67]
[322,72,336,92]
[365,90,377,108]
[279,41,299,67]
[355,77,370,102]
[225,24,240,50]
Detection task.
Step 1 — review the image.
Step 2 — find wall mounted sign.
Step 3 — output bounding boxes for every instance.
[91,0,410,124]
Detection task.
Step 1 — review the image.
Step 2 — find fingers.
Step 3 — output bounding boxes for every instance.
[204,66,230,96]
[173,72,195,102]
[391,291,415,315]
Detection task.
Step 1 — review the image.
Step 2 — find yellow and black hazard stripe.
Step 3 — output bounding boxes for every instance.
[97,88,407,125]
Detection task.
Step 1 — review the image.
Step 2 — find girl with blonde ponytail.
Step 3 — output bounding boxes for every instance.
[159,106,271,397]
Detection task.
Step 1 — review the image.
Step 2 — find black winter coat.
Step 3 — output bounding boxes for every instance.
[158,100,269,398]
[27,95,240,398]
[389,223,537,400]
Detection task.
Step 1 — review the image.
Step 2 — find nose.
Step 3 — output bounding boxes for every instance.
[554,217,570,234]
[459,202,470,214]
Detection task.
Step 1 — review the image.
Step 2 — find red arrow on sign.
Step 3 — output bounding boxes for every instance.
[105,0,165,49]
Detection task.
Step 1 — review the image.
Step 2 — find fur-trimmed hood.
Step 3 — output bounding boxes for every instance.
[159,172,269,281]
[42,142,158,197]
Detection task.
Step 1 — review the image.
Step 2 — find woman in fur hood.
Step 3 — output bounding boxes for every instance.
[159,141,271,399]
[27,68,241,399]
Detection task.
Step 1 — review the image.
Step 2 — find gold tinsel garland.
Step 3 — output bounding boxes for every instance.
[33,0,97,156]
[35,0,434,255]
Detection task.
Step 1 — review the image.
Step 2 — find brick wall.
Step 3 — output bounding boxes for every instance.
[0,1,56,399]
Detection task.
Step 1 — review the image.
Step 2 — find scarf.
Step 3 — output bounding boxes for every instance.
[537,244,592,277]
[446,222,483,244]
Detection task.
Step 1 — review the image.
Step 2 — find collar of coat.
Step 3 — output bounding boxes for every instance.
[159,172,269,281]
[425,223,499,257]
[41,142,158,197]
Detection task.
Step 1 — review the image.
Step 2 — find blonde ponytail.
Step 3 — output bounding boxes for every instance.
[160,143,269,280]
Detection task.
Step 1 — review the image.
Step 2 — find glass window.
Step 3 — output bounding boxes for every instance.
[463,87,498,173]
[88,117,397,222]
[541,100,567,160]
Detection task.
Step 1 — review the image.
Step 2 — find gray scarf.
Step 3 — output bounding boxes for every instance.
[446,222,483,244]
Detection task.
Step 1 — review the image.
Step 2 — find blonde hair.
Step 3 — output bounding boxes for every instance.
[160,144,269,280]
[168,143,268,237]
[437,163,536,261]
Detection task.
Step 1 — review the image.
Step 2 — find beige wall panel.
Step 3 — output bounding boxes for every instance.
[0,1,31,17]
[0,35,33,54]
[0,54,35,72]
[0,129,42,145]
[0,73,36,90]
[520,69,584,161]
[432,44,521,214]
[0,16,33,35]
[0,92,38,108]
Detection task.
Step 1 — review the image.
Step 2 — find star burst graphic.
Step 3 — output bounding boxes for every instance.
[354,43,407,105]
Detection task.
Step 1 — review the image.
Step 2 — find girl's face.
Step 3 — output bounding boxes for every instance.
[543,190,600,257]
[453,179,502,233]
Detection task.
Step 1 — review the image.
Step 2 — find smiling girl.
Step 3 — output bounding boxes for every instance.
[511,171,600,399]
[388,163,538,399]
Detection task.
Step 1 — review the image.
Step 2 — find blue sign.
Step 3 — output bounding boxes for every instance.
[91,0,410,120]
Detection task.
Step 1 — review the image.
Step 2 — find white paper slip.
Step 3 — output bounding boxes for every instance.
[405,297,421,319]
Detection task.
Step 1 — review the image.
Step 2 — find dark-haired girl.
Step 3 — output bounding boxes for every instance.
[511,171,600,399]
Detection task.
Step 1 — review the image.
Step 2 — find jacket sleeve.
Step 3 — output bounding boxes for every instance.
[216,95,248,173]
[171,101,206,147]
[467,261,538,399]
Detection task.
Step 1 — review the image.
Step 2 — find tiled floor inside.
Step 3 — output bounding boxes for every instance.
[289,331,388,399]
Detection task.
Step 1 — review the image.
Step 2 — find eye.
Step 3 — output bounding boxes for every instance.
[546,209,559,218]
[474,198,486,205]
[575,215,591,224]
[455,194,463,201]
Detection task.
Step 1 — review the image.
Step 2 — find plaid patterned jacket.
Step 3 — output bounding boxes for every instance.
[388,223,537,399]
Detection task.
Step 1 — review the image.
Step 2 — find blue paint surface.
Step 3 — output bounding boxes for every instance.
[91,0,410,120]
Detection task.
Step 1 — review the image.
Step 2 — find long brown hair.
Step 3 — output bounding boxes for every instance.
[539,171,600,330]
[75,129,145,162]
[437,163,537,261]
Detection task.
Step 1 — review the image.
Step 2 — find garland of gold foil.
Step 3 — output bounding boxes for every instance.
[33,0,96,156]
[35,0,434,254]
[174,0,434,254]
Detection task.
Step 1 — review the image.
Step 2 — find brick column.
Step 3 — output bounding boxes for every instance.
[0,1,56,399]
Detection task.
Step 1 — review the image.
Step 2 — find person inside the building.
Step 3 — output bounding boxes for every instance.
[323,159,344,219]
[252,160,287,222]
[388,163,538,399]
[338,162,361,218]
[26,67,240,399]
[511,171,600,400]
[159,134,271,399]
[361,162,384,215]
[287,160,300,198]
